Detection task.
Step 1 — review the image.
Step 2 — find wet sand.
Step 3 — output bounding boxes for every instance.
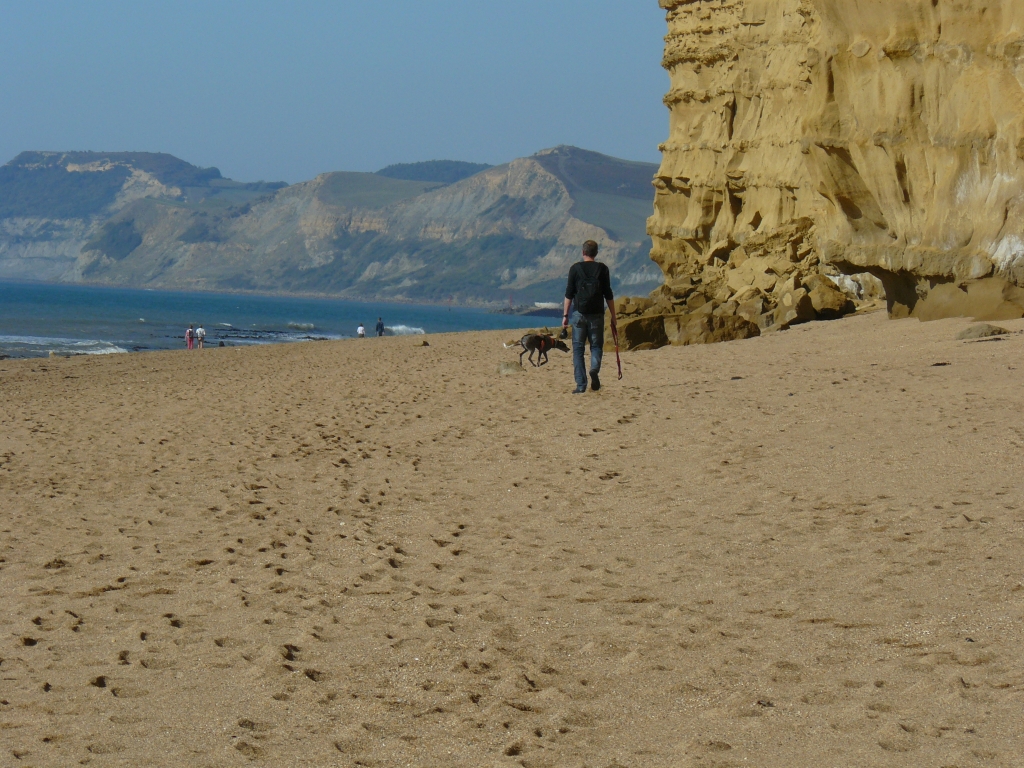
[1,311,1023,767]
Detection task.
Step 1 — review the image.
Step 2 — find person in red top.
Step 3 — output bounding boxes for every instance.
[185,324,195,350]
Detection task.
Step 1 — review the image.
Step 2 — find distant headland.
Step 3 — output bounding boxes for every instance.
[0,146,662,306]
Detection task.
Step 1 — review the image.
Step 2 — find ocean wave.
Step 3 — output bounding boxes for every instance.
[0,334,129,358]
[75,345,130,355]
[386,325,426,335]
[287,322,315,331]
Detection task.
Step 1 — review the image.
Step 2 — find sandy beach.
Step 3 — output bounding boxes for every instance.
[1,311,1023,767]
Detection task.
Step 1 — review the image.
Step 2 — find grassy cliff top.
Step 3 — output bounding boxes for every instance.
[315,172,444,209]
[376,159,492,184]
[0,151,287,218]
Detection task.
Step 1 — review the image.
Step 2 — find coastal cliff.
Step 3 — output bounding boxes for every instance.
[621,0,1024,348]
[0,148,660,305]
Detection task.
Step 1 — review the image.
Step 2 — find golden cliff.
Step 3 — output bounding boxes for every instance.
[621,0,1024,348]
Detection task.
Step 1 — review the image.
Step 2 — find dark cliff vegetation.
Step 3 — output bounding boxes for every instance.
[534,147,657,242]
[178,215,227,244]
[315,172,443,209]
[82,220,142,264]
[376,160,492,184]
[183,179,287,207]
[0,162,131,218]
[0,151,286,218]
[533,147,656,201]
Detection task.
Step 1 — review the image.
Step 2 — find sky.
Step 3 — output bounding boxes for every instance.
[0,1,669,184]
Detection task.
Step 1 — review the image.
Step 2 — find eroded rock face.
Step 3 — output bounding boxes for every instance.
[627,0,1024,348]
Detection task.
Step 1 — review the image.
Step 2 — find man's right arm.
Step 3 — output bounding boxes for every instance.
[602,264,616,332]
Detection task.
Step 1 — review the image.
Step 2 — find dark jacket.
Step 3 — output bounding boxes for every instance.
[565,260,613,314]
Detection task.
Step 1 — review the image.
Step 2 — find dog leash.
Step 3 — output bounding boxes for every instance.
[612,324,622,380]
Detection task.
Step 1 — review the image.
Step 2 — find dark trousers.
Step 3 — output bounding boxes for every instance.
[571,311,604,389]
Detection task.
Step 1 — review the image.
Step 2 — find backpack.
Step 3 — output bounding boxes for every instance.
[574,262,605,314]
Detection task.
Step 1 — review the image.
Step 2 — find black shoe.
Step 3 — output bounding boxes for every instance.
[590,371,601,391]
[572,386,587,394]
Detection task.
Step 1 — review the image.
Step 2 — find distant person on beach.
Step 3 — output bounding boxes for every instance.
[375,317,385,337]
[357,323,366,338]
[196,324,206,349]
[562,240,616,394]
[185,324,195,350]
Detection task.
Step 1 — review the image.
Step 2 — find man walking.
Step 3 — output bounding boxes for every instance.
[196,323,206,349]
[562,240,616,394]
[375,317,385,337]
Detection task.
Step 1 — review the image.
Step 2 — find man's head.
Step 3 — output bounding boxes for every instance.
[582,240,599,260]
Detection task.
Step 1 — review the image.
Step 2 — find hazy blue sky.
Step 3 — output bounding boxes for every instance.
[0,1,668,183]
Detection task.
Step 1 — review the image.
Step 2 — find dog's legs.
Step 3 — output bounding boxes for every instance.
[528,349,538,367]
[539,351,548,366]
[519,347,528,367]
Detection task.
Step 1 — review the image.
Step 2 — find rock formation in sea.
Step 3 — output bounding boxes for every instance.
[619,0,1024,348]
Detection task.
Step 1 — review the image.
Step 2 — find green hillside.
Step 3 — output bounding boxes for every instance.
[532,146,657,242]
[376,160,491,184]
[533,146,657,200]
[0,151,286,218]
[14,151,224,187]
[570,191,653,243]
[315,172,443,209]
[0,161,131,218]
[182,179,287,208]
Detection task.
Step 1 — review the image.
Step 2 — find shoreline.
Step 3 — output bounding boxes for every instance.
[0,280,540,359]
[0,325,535,361]
[0,275,549,311]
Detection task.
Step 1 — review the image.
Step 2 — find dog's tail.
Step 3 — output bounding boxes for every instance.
[503,340,524,349]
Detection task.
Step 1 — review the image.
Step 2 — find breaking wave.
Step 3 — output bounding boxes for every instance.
[0,335,129,359]
[386,325,426,335]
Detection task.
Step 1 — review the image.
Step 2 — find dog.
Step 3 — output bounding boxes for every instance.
[506,333,569,367]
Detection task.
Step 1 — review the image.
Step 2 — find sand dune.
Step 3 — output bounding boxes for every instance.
[1,311,1022,767]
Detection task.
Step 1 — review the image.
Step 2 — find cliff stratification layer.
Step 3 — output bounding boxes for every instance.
[623,0,1024,347]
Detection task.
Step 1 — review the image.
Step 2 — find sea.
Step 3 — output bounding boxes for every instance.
[0,281,538,359]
